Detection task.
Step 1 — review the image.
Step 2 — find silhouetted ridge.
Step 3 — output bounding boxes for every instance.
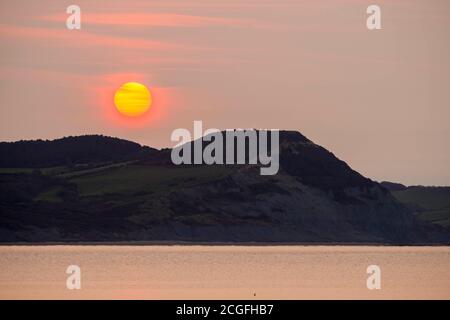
[177,129,375,193]
[279,130,311,143]
[278,131,375,192]
[0,135,155,167]
[380,181,407,191]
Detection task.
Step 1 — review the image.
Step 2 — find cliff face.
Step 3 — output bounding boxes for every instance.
[146,165,417,243]
[0,132,448,244]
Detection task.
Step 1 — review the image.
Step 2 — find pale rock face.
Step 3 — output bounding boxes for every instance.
[160,164,417,243]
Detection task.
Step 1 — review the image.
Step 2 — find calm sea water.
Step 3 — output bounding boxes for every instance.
[0,246,449,299]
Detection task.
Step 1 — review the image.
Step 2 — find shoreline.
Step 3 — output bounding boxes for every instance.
[1,241,449,246]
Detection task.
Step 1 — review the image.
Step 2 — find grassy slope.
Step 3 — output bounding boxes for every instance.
[1,163,236,234]
[5,163,234,203]
[9,164,450,228]
[70,164,233,196]
[1,162,234,202]
[392,187,450,227]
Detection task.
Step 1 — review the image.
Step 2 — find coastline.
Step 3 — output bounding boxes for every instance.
[1,241,449,246]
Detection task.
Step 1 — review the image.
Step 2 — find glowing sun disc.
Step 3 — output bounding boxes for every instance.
[114,82,152,117]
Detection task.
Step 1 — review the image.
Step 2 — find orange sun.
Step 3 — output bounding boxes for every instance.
[114,82,152,117]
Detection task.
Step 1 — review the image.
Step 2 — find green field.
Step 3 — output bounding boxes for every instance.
[392,187,450,227]
[1,162,235,205]
[33,186,65,202]
[3,163,449,228]
[70,164,234,197]
[0,166,67,175]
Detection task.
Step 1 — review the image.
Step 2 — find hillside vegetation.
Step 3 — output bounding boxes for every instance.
[391,187,450,227]
[1,134,449,244]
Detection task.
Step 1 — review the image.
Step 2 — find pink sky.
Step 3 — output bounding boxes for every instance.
[0,0,449,185]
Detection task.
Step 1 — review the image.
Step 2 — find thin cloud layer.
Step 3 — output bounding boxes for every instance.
[38,12,266,29]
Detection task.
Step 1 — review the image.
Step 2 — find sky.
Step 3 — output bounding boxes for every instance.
[0,0,449,186]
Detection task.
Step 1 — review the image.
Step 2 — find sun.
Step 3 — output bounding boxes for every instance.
[114,82,152,117]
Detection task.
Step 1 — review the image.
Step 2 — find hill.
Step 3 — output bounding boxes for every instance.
[389,186,450,227]
[0,135,156,167]
[0,133,448,244]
